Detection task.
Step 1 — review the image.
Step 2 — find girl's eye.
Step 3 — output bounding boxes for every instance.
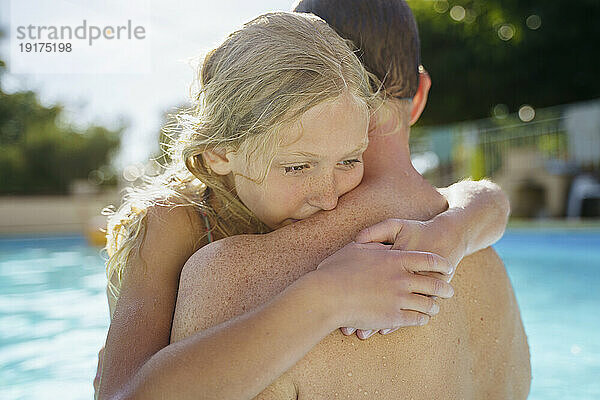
[283,163,311,175]
[282,159,361,176]
[338,159,362,169]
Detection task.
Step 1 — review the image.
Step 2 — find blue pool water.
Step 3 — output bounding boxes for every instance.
[0,230,599,399]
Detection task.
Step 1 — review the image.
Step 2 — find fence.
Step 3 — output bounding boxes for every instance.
[410,99,600,217]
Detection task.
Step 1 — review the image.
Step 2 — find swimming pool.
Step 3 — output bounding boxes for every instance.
[0,230,598,399]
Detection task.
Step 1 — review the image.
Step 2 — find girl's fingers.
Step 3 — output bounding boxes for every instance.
[393,310,430,327]
[380,327,400,335]
[404,274,454,298]
[355,219,403,244]
[399,293,440,315]
[357,329,375,339]
[341,327,356,335]
[348,295,439,339]
[352,242,393,250]
[390,251,454,275]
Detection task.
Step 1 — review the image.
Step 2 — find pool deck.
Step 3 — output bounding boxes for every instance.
[508,218,600,231]
[1,193,599,238]
[0,191,120,237]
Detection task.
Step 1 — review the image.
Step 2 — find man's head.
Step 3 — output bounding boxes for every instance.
[293,0,431,128]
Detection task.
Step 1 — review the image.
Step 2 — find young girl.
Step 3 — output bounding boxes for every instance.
[96,12,509,399]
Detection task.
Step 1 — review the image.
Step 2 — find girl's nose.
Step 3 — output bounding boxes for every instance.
[307,173,339,211]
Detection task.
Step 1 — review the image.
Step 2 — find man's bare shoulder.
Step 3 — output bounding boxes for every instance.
[172,237,252,340]
[255,246,530,400]
[172,233,303,342]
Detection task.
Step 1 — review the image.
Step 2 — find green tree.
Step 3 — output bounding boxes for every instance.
[408,0,600,125]
[0,54,123,194]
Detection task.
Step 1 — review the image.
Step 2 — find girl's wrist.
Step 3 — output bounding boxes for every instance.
[430,209,469,266]
[294,271,343,332]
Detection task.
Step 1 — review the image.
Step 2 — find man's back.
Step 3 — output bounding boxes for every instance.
[172,173,531,399]
[257,248,531,399]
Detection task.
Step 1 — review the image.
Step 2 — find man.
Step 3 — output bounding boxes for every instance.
[171,1,531,398]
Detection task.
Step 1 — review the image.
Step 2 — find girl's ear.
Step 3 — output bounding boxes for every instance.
[202,149,233,175]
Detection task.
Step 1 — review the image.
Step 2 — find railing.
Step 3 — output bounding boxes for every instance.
[410,99,599,188]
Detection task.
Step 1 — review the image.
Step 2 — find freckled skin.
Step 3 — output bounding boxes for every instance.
[172,105,531,398]
[229,92,370,230]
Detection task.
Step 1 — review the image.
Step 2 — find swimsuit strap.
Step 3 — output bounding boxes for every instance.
[201,212,213,243]
[201,186,214,243]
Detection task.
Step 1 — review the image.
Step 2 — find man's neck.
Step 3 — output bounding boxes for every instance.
[363,110,448,221]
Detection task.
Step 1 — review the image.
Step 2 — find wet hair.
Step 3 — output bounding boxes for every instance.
[294,0,420,99]
[103,11,381,309]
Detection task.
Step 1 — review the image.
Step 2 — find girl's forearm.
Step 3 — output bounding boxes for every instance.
[116,273,333,400]
[436,179,510,256]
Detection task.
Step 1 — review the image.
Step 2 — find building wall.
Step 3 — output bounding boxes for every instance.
[0,190,120,236]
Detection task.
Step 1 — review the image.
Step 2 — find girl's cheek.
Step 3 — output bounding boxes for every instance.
[271,178,302,204]
[341,165,365,194]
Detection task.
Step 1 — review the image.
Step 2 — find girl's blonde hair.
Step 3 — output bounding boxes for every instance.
[103,11,382,312]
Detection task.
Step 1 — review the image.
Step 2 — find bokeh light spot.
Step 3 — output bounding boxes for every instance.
[88,170,104,185]
[122,164,144,182]
[493,104,509,119]
[526,14,542,30]
[498,24,515,41]
[449,5,466,21]
[433,0,449,14]
[464,9,477,24]
[518,105,535,122]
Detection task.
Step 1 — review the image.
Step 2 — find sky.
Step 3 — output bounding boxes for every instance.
[0,0,297,168]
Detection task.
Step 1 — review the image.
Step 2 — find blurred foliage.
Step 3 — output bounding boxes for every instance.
[408,0,600,125]
[0,58,123,195]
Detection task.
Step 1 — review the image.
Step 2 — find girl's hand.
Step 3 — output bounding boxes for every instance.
[343,218,466,339]
[356,218,466,281]
[310,241,454,336]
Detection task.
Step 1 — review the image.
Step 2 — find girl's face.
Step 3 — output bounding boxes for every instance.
[231,92,369,229]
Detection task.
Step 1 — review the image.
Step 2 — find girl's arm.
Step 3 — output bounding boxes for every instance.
[166,179,509,394]
[436,179,510,257]
[104,271,336,400]
[355,178,510,272]
[97,205,200,399]
[98,205,452,400]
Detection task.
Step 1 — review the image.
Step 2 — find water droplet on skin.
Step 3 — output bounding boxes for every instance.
[347,372,353,377]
